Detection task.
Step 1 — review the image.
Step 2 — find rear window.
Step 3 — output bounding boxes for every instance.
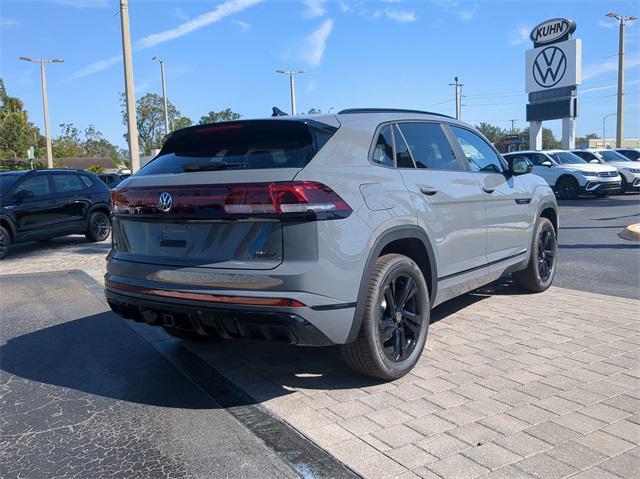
[138,120,337,176]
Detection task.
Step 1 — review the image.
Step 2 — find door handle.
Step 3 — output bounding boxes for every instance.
[482,186,495,194]
[420,187,438,196]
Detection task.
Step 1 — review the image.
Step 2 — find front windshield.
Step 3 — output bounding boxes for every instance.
[598,150,631,162]
[549,152,587,165]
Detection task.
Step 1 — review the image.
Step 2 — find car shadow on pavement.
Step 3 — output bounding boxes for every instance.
[1,277,530,409]
[0,311,218,409]
[4,235,111,260]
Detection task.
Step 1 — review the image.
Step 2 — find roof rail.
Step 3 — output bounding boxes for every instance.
[337,108,453,119]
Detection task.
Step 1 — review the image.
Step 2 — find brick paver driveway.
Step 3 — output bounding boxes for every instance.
[1,236,638,479]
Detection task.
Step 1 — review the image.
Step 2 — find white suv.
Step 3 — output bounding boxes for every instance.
[504,150,621,199]
[571,149,640,193]
[106,109,558,379]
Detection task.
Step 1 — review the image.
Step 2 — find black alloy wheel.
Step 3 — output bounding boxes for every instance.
[0,226,10,260]
[378,274,423,362]
[556,177,578,200]
[86,212,111,242]
[537,228,555,283]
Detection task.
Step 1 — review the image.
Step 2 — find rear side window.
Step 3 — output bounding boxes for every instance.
[80,175,94,188]
[393,125,415,168]
[16,175,51,197]
[139,120,337,175]
[399,123,461,171]
[450,126,504,173]
[525,153,550,165]
[52,174,84,193]
[372,125,395,167]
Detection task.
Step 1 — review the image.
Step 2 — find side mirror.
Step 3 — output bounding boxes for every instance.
[541,160,553,167]
[589,159,599,164]
[510,157,533,176]
[14,189,35,202]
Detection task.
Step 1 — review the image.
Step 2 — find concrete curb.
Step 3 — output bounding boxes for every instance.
[619,223,640,242]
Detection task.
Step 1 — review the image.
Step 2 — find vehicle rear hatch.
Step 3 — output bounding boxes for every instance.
[111,118,339,270]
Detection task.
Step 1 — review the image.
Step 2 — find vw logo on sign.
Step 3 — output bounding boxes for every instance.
[533,46,567,88]
[158,192,173,212]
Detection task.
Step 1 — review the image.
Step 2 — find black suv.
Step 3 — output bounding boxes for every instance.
[0,169,111,259]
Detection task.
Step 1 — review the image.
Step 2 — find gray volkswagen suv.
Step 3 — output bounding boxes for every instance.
[105,109,558,379]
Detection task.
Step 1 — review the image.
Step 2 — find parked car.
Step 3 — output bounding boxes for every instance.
[0,169,111,259]
[615,148,640,161]
[98,173,125,189]
[503,150,621,199]
[105,109,558,379]
[571,149,640,193]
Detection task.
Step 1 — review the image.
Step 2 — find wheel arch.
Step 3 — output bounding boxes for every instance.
[554,173,579,189]
[346,226,438,343]
[0,215,16,241]
[87,203,111,218]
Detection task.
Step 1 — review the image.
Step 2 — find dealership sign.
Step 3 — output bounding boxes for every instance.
[525,39,581,94]
[530,18,576,46]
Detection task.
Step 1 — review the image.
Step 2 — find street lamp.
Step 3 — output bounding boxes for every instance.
[603,113,616,148]
[605,12,638,147]
[152,56,170,136]
[276,69,305,115]
[18,56,64,169]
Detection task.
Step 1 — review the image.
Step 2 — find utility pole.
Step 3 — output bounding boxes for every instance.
[603,113,616,147]
[509,119,518,133]
[276,69,305,115]
[18,56,63,169]
[120,0,140,172]
[448,77,463,120]
[606,12,637,147]
[153,56,170,136]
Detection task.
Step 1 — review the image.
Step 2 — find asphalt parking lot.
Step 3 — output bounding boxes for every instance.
[1,195,638,478]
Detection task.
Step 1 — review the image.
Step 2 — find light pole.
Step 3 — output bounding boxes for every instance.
[606,12,638,148]
[603,113,616,148]
[276,69,305,115]
[120,0,140,172]
[19,56,63,169]
[152,56,170,136]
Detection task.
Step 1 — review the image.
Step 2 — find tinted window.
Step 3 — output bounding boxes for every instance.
[549,152,586,165]
[393,125,415,168]
[80,175,94,188]
[16,175,51,197]
[451,126,504,173]
[599,150,631,162]
[52,174,84,193]
[571,151,595,162]
[0,174,24,195]
[618,149,640,160]
[526,153,551,166]
[399,123,461,171]
[140,120,336,175]
[372,125,394,167]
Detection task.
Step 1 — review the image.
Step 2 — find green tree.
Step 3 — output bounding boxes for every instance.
[0,79,43,159]
[121,93,192,155]
[87,165,105,174]
[52,123,84,158]
[475,122,509,151]
[307,108,322,115]
[52,123,124,167]
[518,127,561,150]
[199,108,241,124]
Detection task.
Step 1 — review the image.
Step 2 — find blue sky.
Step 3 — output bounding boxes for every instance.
[1,0,639,149]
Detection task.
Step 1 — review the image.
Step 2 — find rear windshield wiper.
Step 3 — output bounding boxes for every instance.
[182,161,249,172]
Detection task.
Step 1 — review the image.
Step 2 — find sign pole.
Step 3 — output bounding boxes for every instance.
[530,121,543,150]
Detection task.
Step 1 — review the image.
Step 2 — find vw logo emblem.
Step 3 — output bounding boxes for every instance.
[533,46,567,88]
[158,192,173,212]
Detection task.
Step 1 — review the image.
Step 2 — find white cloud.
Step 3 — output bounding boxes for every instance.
[136,0,262,49]
[458,9,475,21]
[302,19,334,66]
[304,0,327,18]
[430,0,476,22]
[509,25,531,46]
[598,19,617,29]
[54,0,109,8]
[0,18,20,27]
[233,19,251,31]
[69,55,121,79]
[71,0,261,79]
[135,81,151,96]
[383,9,416,23]
[583,56,640,81]
[175,8,189,22]
[582,80,640,94]
[307,79,318,92]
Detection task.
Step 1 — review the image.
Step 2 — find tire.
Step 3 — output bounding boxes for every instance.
[341,254,430,380]
[555,176,578,200]
[513,217,557,293]
[0,226,10,260]
[85,211,111,242]
[620,177,629,193]
[162,326,218,342]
